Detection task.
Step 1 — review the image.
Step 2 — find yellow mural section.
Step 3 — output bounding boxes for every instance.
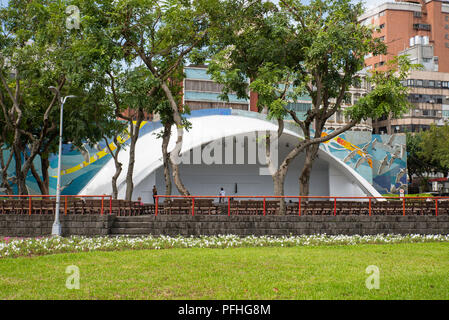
[52,121,148,178]
[321,132,373,168]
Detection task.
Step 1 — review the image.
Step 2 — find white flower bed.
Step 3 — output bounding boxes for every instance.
[1,234,448,259]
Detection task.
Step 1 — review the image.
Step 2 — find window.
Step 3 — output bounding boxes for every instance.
[446,34,449,40]
[407,79,414,86]
[436,81,442,88]
[446,24,449,30]
[379,23,385,29]
[414,11,422,18]
[413,23,431,31]
[442,81,449,88]
[416,80,423,87]
[379,61,385,66]
[429,80,435,87]
[446,16,449,22]
[423,110,429,116]
[286,103,312,113]
[423,58,432,63]
[379,36,385,42]
[446,43,449,48]
[379,11,385,17]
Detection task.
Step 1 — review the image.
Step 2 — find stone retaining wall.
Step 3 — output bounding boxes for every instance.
[1,215,448,237]
[0,215,114,237]
[111,215,449,236]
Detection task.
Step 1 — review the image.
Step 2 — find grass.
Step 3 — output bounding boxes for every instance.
[0,242,448,300]
[382,193,434,197]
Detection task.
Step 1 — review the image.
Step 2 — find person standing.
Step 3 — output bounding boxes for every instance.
[137,197,144,206]
[152,185,158,204]
[219,187,225,203]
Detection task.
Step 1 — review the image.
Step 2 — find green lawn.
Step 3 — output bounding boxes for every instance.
[1,243,448,299]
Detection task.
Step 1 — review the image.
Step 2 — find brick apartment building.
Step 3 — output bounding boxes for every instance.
[359,0,449,133]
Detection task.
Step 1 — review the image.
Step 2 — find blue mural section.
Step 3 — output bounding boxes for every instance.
[0,109,407,196]
[321,131,407,194]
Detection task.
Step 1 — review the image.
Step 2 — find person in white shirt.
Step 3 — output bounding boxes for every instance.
[219,187,225,203]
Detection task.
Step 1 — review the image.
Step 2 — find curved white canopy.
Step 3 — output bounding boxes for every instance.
[80,115,381,198]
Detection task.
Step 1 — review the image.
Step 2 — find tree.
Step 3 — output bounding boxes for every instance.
[0,111,14,194]
[153,73,186,197]
[406,131,427,181]
[209,0,415,212]
[0,0,115,195]
[0,1,73,194]
[417,124,449,175]
[106,66,159,200]
[111,0,216,196]
[73,0,221,196]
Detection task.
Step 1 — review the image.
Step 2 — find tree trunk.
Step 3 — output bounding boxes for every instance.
[112,144,122,200]
[111,162,122,200]
[41,154,50,194]
[273,170,286,214]
[162,121,172,196]
[28,152,50,195]
[104,136,123,200]
[161,81,189,196]
[264,126,286,214]
[112,150,123,200]
[12,143,28,195]
[0,148,13,195]
[125,109,144,201]
[30,162,48,195]
[299,144,319,197]
[125,132,136,201]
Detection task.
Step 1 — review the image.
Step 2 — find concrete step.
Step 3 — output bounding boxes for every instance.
[114,216,155,222]
[112,221,154,228]
[110,227,152,234]
[110,227,188,236]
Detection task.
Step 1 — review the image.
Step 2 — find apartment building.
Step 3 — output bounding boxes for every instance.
[359,0,449,133]
[183,65,372,132]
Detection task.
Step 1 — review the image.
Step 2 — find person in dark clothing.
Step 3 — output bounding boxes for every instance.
[152,185,158,204]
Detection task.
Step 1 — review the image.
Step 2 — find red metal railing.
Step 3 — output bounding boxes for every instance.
[0,194,112,215]
[2,194,446,216]
[154,195,449,217]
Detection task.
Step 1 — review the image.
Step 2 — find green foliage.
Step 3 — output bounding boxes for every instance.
[345,56,419,122]
[0,0,117,194]
[417,124,449,172]
[208,0,414,135]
